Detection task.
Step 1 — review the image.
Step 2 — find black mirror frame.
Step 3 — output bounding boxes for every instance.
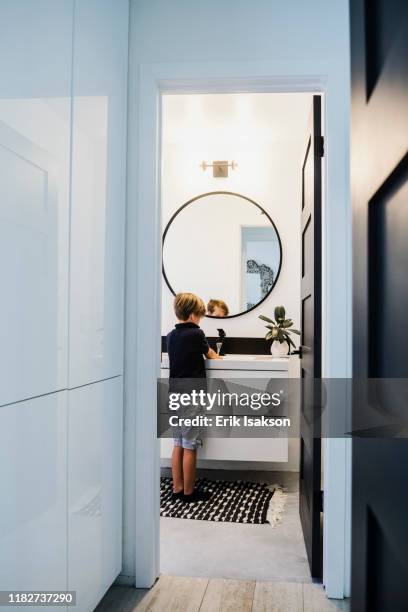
[162,191,283,319]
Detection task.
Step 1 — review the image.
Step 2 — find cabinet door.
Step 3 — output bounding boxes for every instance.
[68,0,128,387]
[0,393,67,602]
[0,0,72,406]
[160,370,289,462]
[68,377,123,612]
[0,124,63,406]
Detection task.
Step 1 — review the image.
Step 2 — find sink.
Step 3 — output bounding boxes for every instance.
[223,354,276,360]
[222,354,256,360]
[222,354,287,361]
[160,352,290,372]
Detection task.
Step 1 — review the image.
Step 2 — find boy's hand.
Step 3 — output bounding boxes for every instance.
[205,348,223,359]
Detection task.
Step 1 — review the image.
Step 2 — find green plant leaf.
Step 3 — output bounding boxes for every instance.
[282,320,293,328]
[262,308,300,344]
[284,335,296,348]
[259,314,276,325]
[274,306,286,322]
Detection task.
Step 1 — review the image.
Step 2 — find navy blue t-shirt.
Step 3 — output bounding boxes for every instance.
[166,322,210,378]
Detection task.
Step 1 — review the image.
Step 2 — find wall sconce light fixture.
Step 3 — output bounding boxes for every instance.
[200,160,238,178]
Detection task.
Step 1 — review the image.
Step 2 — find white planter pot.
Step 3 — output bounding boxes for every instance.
[270,341,289,357]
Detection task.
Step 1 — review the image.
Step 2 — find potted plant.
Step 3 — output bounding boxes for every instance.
[259,306,301,357]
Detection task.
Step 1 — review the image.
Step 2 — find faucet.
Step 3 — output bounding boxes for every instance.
[216,328,226,356]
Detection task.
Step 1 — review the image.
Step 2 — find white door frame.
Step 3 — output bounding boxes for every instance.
[124,59,351,598]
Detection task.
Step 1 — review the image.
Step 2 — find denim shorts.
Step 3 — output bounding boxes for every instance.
[173,423,202,450]
[168,379,206,450]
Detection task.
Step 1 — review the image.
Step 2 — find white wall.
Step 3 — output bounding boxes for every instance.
[0,2,128,610]
[127,0,351,593]
[161,93,311,339]
[130,0,347,65]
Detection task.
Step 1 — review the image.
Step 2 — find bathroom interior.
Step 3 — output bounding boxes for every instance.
[159,92,317,582]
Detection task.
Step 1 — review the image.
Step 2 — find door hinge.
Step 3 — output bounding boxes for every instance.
[318,490,324,512]
[318,135,324,158]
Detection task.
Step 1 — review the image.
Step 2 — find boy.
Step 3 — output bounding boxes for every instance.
[207,298,229,317]
[167,292,222,503]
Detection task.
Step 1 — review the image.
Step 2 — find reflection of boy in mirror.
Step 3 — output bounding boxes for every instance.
[167,292,221,504]
[207,299,229,317]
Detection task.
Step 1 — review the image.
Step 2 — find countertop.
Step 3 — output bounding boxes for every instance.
[161,353,292,371]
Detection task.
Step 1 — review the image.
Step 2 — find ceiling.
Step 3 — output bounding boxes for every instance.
[162,92,314,147]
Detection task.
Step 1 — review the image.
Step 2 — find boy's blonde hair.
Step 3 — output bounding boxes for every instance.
[207,299,229,316]
[174,292,206,321]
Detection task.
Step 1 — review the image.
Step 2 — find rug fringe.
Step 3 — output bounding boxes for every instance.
[265,484,287,527]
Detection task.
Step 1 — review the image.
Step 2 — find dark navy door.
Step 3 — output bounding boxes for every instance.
[350,1,408,609]
[299,95,323,579]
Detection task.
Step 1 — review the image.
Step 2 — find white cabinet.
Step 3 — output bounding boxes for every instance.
[0,2,127,609]
[68,0,128,388]
[0,0,73,405]
[0,376,123,612]
[68,378,123,612]
[0,392,68,602]
[160,356,297,463]
[0,379,123,612]
[161,437,288,463]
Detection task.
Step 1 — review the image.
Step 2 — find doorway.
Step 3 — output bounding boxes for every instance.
[159,91,313,582]
[124,64,351,599]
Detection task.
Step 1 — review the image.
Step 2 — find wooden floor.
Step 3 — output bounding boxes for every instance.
[95,577,350,612]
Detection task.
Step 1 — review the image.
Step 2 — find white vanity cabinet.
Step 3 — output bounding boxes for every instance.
[160,354,299,464]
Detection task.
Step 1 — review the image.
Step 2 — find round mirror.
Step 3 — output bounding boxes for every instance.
[162,191,282,318]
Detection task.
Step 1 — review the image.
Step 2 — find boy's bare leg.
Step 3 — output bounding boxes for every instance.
[172,446,184,493]
[183,449,197,495]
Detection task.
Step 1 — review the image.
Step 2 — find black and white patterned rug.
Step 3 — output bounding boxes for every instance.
[160,477,275,524]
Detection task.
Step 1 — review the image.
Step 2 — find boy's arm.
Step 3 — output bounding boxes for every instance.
[197,329,222,359]
[205,347,222,360]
